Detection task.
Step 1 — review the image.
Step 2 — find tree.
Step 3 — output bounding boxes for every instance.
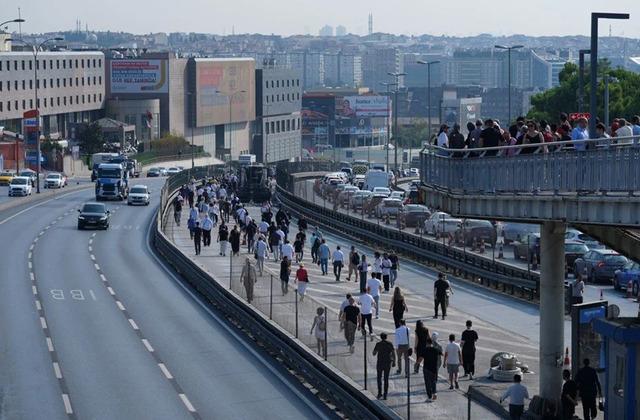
[398,120,429,149]
[78,122,104,165]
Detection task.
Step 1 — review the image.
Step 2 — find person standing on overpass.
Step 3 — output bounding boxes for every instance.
[280,256,291,295]
[255,236,269,275]
[575,358,602,420]
[240,258,257,303]
[193,221,202,256]
[295,263,309,301]
[460,320,479,380]
[444,334,462,390]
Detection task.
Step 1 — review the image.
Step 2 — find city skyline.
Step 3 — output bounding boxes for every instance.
[4,0,640,38]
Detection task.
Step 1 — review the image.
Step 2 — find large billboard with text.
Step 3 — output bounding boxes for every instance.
[194,58,255,127]
[336,96,389,118]
[110,60,169,93]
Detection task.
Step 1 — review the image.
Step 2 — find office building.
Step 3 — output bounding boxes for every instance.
[336,26,347,37]
[319,25,334,37]
[362,47,401,91]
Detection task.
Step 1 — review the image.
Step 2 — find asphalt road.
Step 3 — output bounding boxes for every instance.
[0,178,329,419]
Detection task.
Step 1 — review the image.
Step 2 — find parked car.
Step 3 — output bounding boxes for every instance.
[19,169,38,187]
[564,229,604,249]
[409,168,420,177]
[77,202,110,230]
[614,261,640,294]
[513,233,541,262]
[0,170,16,186]
[575,249,628,284]
[147,167,161,177]
[167,167,181,175]
[455,219,497,246]
[372,187,391,197]
[564,241,589,273]
[350,190,372,210]
[375,198,404,219]
[501,222,539,245]
[390,191,405,201]
[424,212,462,237]
[127,184,151,206]
[401,204,431,227]
[8,176,33,196]
[158,167,168,176]
[44,172,67,188]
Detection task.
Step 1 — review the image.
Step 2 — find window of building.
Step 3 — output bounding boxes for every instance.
[286,120,290,131]
[43,60,46,70]
[14,80,18,90]
[50,97,53,107]
[63,97,66,106]
[276,80,279,88]
[76,95,79,104]
[271,94,274,103]
[22,80,25,90]
[98,59,102,67]
[265,95,269,103]
[7,101,10,111]
[270,121,275,133]
[70,96,74,105]
[22,100,25,110]
[297,79,300,87]
[0,102,2,112]
[36,99,39,108]
[14,100,18,110]
[286,93,290,101]
[75,77,79,86]
[82,95,85,104]
[49,59,53,69]
[56,78,60,88]
[93,93,97,102]
[99,93,102,101]
[87,77,90,86]
[81,59,85,68]
[57,97,60,106]
[68,59,72,68]
[35,60,39,70]
[56,59,60,69]
[277,121,281,133]
[63,79,66,87]
[50,78,53,87]
[93,59,96,67]
[0,60,2,71]
[13,60,17,70]
[265,123,269,134]
[271,80,274,88]
[29,99,33,109]
[75,59,78,68]
[265,81,269,89]
[43,79,47,88]
[35,80,39,89]
[98,76,102,84]
[297,92,300,100]
[0,82,2,91]
[42,98,46,108]
[6,81,10,91]
[286,80,289,87]
[93,76,96,85]
[81,77,84,86]
[21,60,25,70]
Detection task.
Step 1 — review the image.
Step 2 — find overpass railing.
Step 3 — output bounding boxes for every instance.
[421,136,640,195]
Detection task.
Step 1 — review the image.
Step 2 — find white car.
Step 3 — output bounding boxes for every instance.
[372,187,391,197]
[158,167,168,176]
[424,211,462,237]
[167,167,180,175]
[127,185,151,206]
[390,191,405,201]
[375,198,404,219]
[409,168,420,177]
[8,176,33,196]
[44,172,67,188]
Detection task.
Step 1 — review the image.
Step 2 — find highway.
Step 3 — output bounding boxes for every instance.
[0,178,330,420]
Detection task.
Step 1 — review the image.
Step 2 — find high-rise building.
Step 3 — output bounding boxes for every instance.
[319,25,333,37]
[340,54,362,87]
[402,53,445,88]
[362,47,400,92]
[336,25,347,37]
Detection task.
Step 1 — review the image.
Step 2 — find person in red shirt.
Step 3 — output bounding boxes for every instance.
[295,263,309,301]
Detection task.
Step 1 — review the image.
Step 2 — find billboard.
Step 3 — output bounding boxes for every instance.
[459,98,482,129]
[336,96,389,118]
[110,60,169,93]
[194,59,255,127]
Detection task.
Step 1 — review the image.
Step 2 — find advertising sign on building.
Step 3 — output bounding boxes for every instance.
[22,110,40,146]
[110,60,169,93]
[459,98,482,133]
[337,96,390,118]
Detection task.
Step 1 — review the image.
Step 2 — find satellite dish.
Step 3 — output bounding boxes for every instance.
[607,304,620,319]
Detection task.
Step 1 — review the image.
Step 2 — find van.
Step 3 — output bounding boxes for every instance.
[363,170,389,191]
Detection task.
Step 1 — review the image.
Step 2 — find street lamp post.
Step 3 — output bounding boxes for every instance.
[416,60,440,139]
[589,12,630,139]
[0,18,25,29]
[7,36,63,194]
[578,49,590,113]
[380,81,397,172]
[387,72,406,172]
[494,45,524,127]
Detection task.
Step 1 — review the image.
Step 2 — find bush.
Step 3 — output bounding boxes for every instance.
[149,133,189,154]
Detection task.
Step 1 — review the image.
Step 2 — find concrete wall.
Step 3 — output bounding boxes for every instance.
[63,155,92,177]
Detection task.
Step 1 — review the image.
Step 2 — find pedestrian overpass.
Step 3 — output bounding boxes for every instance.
[419,136,640,401]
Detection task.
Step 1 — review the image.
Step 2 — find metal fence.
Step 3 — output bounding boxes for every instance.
[420,137,640,195]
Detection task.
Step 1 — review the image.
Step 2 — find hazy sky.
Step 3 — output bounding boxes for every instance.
[4,0,640,38]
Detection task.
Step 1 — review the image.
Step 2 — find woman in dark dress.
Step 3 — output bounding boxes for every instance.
[230,225,241,256]
[389,287,408,328]
[460,320,479,379]
[280,256,291,295]
[413,320,430,374]
[520,120,544,154]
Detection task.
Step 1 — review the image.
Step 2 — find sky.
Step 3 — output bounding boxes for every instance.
[4,0,640,38]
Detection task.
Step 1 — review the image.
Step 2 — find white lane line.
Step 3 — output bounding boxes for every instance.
[142,339,154,352]
[128,319,139,330]
[28,252,32,259]
[90,255,96,261]
[89,290,97,300]
[179,394,196,413]
[88,246,93,252]
[88,239,93,245]
[94,263,100,271]
[91,233,96,238]
[35,300,42,311]
[28,261,32,269]
[38,231,44,236]
[158,363,174,379]
[40,317,47,329]
[61,394,73,414]
[107,287,115,296]
[99,274,107,282]
[32,285,38,295]
[116,301,126,311]
[51,220,57,225]
[33,237,38,243]
[53,362,62,379]
[30,272,35,281]
[29,244,34,251]
[46,337,54,352]
[44,225,50,230]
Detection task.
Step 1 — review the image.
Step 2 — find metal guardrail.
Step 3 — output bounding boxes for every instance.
[421,136,640,195]
[276,183,540,299]
[154,165,398,420]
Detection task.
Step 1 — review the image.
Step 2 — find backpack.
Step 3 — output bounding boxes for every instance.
[351,252,360,265]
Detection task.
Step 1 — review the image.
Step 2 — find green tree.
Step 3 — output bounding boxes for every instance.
[398,120,429,148]
[78,122,104,165]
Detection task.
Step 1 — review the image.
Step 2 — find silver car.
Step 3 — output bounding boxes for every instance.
[425,212,462,237]
[375,198,404,219]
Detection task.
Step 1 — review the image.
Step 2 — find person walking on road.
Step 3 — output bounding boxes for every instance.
[310,307,327,358]
[193,221,203,255]
[381,253,392,292]
[173,196,183,226]
[444,334,462,390]
[389,286,408,328]
[341,296,360,353]
[332,246,345,282]
[372,332,395,400]
[240,257,257,303]
[358,288,376,339]
[230,225,241,256]
[389,252,399,287]
[347,246,359,282]
[575,358,602,420]
[434,272,451,320]
[281,239,294,262]
[318,240,330,275]
[310,233,321,264]
[280,256,291,295]
[217,222,229,256]
[357,255,369,293]
[295,263,309,301]
[423,338,443,401]
[255,236,268,275]
[394,319,411,376]
[413,320,430,373]
[572,276,585,305]
[461,320,479,380]
[201,214,214,247]
[339,293,352,331]
[500,374,529,420]
[367,274,383,319]
[561,369,578,420]
[293,236,304,263]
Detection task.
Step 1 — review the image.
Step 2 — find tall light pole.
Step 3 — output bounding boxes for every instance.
[228,90,247,158]
[8,36,64,194]
[380,81,397,172]
[589,12,630,139]
[387,72,406,171]
[578,49,590,113]
[494,45,523,127]
[416,60,440,138]
[0,18,25,30]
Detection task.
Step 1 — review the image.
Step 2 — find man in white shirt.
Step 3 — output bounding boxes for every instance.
[258,220,269,236]
[616,118,634,144]
[332,246,345,282]
[394,319,410,375]
[500,374,529,420]
[572,277,585,305]
[254,236,269,275]
[358,289,376,339]
[372,252,383,280]
[444,334,462,390]
[366,275,383,319]
[281,239,295,261]
[201,214,214,247]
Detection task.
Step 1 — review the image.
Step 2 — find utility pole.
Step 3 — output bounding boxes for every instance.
[416,60,440,139]
[380,82,397,172]
[578,49,590,113]
[494,44,524,127]
[387,72,406,172]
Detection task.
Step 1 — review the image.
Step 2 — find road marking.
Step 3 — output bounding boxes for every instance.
[35,300,42,311]
[53,362,62,379]
[46,337,54,352]
[51,220,57,225]
[33,237,38,243]
[142,339,154,352]
[89,289,97,300]
[61,394,73,414]
[91,233,96,238]
[28,261,32,270]
[88,246,92,252]
[0,187,89,226]
[30,272,35,281]
[32,285,38,295]
[29,244,34,251]
[90,254,96,261]
[28,251,32,259]
[38,231,44,236]
[128,319,139,330]
[94,263,100,271]
[88,239,93,245]
[99,274,107,282]
[116,301,125,311]
[158,363,173,379]
[107,287,115,296]
[179,394,196,412]
[40,317,47,329]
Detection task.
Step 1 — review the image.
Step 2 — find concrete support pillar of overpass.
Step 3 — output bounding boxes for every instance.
[539,221,566,399]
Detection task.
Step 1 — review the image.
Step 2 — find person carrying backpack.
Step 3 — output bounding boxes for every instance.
[311,307,327,358]
[347,245,360,282]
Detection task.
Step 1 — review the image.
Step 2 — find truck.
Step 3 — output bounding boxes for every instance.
[95,163,129,201]
[91,153,119,181]
[351,160,369,176]
[363,169,389,191]
[238,154,256,166]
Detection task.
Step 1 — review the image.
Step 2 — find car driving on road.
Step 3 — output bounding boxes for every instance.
[0,170,16,186]
[77,202,110,230]
[401,204,431,227]
[44,172,67,188]
[127,185,151,206]
[614,261,640,294]
[147,167,161,177]
[167,167,180,175]
[375,198,404,219]
[575,249,628,284]
[424,212,462,237]
[19,169,38,187]
[8,176,33,196]
[455,219,497,246]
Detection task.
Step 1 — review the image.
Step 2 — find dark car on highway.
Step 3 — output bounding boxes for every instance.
[513,233,541,262]
[77,203,110,230]
[576,249,628,284]
[147,167,161,177]
[401,204,431,227]
[456,219,497,246]
[565,241,589,274]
